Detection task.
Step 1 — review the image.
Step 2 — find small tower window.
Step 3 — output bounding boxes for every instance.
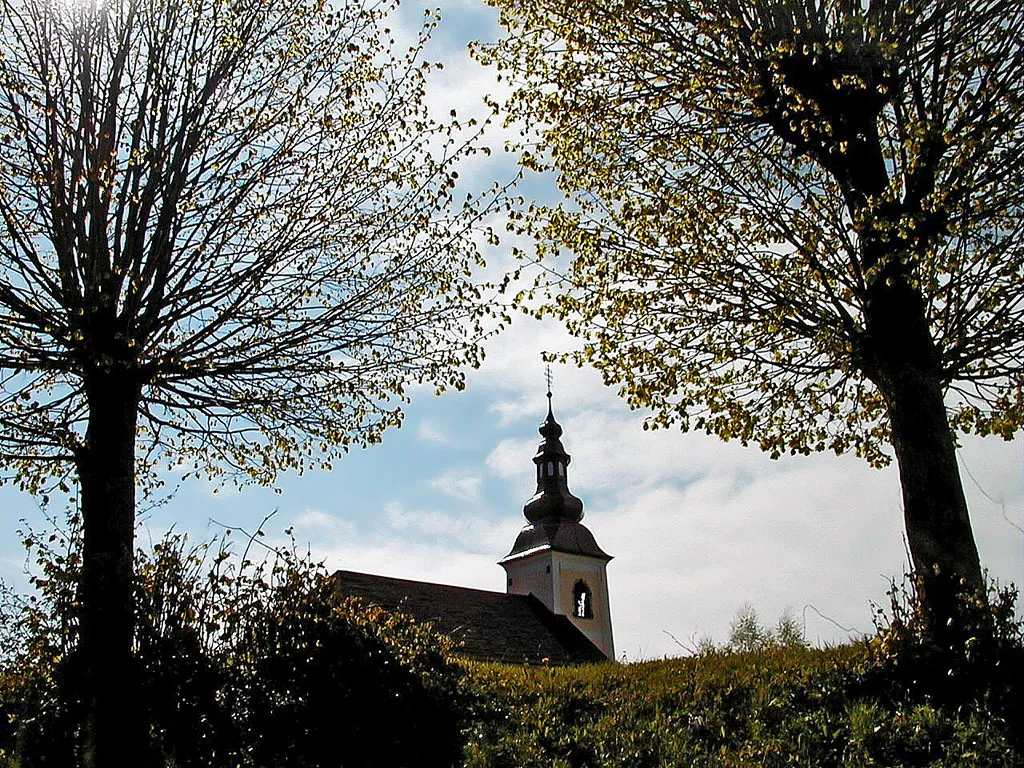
[558,462,564,476]
[573,580,593,619]
[547,461,554,476]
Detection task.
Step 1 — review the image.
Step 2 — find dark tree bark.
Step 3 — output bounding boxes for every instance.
[790,37,989,631]
[860,224,985,633]
[881,363,984,625]
[863,279,985,629]
[74,369,147,766]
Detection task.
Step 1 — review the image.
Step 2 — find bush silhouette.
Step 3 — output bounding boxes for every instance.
[0,521,464,767]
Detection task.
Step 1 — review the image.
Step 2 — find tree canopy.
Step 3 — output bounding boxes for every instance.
[479,0,1023,464]
[0,0,498,496]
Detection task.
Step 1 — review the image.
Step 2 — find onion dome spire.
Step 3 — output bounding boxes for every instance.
[523,370,584,524]
[501,368,610,563]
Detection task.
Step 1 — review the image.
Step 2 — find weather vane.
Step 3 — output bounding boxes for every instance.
[545,364,553,399]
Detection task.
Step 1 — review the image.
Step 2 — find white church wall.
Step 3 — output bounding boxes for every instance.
[503,550,555,611]
[550,551,614,659]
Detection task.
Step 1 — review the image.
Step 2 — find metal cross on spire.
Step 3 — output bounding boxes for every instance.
[545,364,553,400]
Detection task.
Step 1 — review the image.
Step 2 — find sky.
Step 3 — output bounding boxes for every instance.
[0,0,1021,660]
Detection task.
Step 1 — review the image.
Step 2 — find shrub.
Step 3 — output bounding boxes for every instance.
[0,519,464,767]
[860,574,1024,747]
[462,644,1021,767]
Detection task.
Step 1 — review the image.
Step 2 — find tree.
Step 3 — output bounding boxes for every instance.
[774,608,809,650]
[724,604,807,652]
[727,603,772,653]
[0,0,497,762]
[477,0,1023,634]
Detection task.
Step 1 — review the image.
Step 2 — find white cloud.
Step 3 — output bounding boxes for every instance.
[330,542,503,593]
[486,436,534,481]
[587,432,1021,659]
[469,315,615,422]
[596,457,899,658]
[564,408,769,495]
[286,499,521,591]
[429,469,483,503]
[295,508,358,541]
[417,417,455,445]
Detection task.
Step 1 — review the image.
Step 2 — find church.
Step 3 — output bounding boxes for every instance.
[333,390,615,664]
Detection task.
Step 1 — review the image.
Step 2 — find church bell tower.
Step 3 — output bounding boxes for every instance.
[499,384,614,659]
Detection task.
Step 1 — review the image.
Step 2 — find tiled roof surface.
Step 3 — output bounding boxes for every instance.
[332,569,608,665]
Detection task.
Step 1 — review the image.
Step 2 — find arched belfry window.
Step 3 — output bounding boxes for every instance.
[573,580,593,619]
[558,462,564,477]
[547,461,554,476]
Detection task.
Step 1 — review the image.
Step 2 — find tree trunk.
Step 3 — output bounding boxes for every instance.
[876,361,985,631]
[74,370,148,767]
[863,266,985,640]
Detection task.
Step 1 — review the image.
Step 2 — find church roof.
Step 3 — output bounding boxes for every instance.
[500,519,612,562]
[331,569,608,665]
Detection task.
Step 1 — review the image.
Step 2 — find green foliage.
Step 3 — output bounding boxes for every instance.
[727,603,772,653]
[775,608,808,650]
[723,604,808,653]
[463,639,1021,767]
[477,0,1024,461]
[462,589,1022,767]
[0,521,465,767]
[862,576,1024,731]
[0,525,79,767]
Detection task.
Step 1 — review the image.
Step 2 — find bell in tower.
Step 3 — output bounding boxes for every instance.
[499,375,614,659]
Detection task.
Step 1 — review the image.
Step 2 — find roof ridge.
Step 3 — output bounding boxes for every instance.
[331,568,505,598]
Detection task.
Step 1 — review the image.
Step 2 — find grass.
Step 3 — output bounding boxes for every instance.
[459,643,1021,767]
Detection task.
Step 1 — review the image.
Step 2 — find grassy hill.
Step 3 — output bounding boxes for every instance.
[461,642,1021,767]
